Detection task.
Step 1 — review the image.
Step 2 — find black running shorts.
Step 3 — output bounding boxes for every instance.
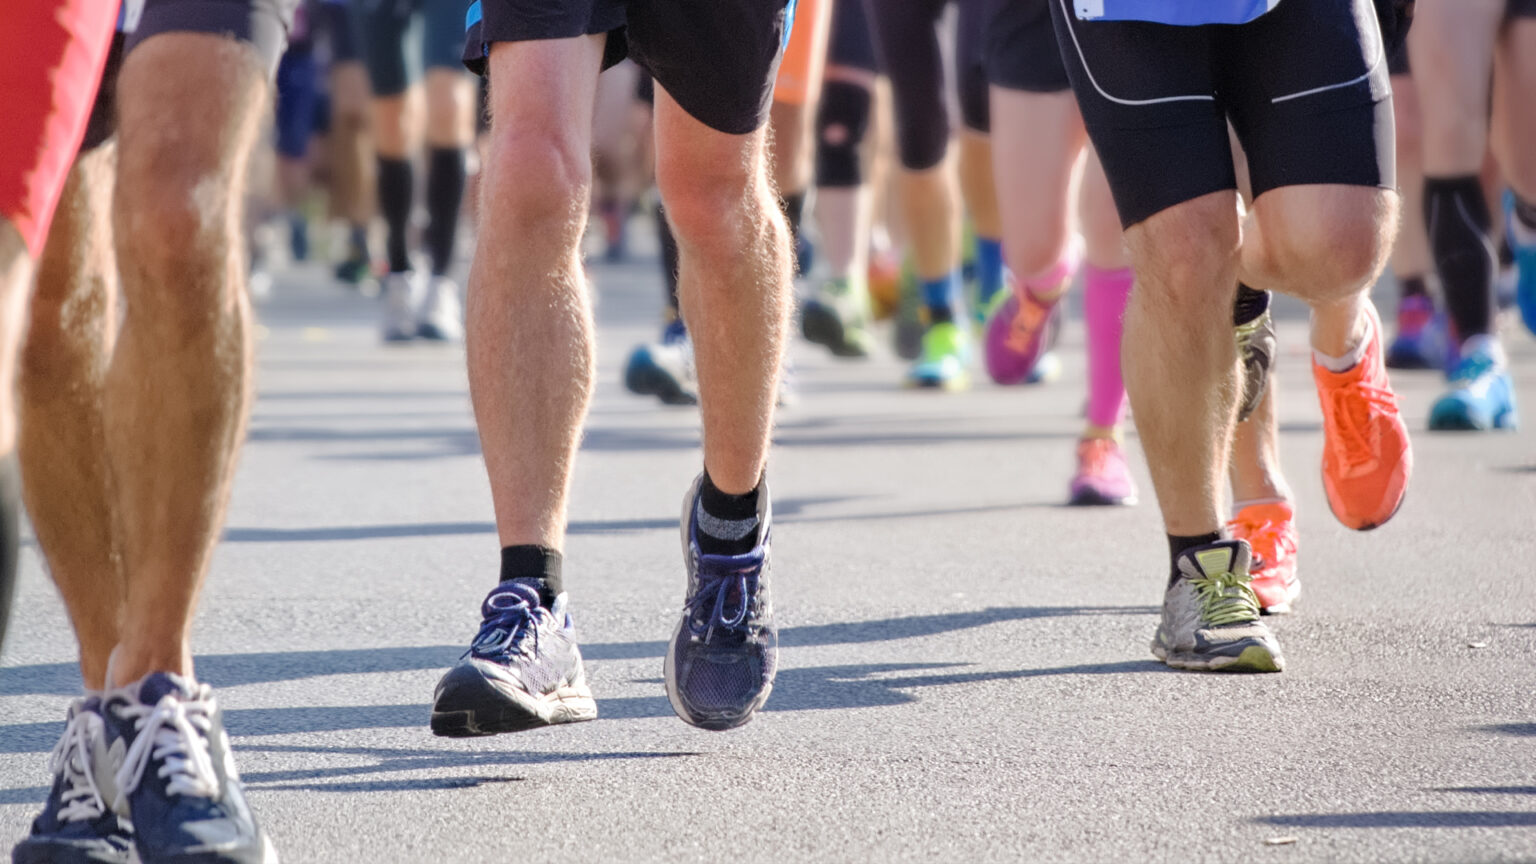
[466,0,795,135]
[1049,0,1395,229]
[987,0,1069,94]
[81,0,298,151]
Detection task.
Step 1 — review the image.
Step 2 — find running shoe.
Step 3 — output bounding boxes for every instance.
[983,277,1062,386]
[12,698,134,864]
[380,271,423,343]
[1385,294,1448,371]
[801,277,874,358]
[1068,437,1137,506]
[1235,307,1276,422]
[431,581,597,736]
[893,262,926,361]
[1507,193,1536,337]
[1226,501,1300,615]
[623,319,698,406]
[867,250,902,321]
[666,475,777,731]
[1314,305,1411,531]
[102,672,276,864]
[416,276,464,341]
[1152,540,1284,673]
[905,321,970,390]
[333,255,373,287]
[1428,336,1520,432]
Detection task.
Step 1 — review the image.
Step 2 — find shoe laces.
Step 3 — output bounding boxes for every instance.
[114,691,220,801]
[1190,569,1261,627]
[1226,513,1296,571]
[1005,291,1052,353]
[1078,438,1121,478]
[467,588,549,663]
[686,563,762,643]
[47,710,110,823]
[1324,379,1396,469]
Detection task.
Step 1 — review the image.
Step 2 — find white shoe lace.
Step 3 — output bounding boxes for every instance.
[47,709,109,823]
[114,691,220,801]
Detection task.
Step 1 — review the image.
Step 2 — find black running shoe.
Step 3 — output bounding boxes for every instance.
[12,698,133,864]
[665,475,777,731]
[431,581,597,737]
[102,673,276,864]
[1235,308,1276,422]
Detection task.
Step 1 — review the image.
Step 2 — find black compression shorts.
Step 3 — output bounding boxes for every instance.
[465,0,794,135]
[865,0,989,167]
[1049,0,1395,228]
[81,0,297,151]
[986,0,1069,94]
[829,0,878,73]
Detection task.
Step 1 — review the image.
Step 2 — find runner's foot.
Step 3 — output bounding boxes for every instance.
[1068,437,1137,506]
[103,673,276,864]
[666,475,777,731]
[12,698,133,864]
[1314,305,1411,531]
[1428,336,1519,432]
[1152,540,1284,673]
[1226,501,1300,614]
[905,322,970,391]
[431,581,596,736]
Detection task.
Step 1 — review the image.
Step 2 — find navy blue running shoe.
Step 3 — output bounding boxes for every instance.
[665,475,777,731]
[431,581,597,737]
[12,698,133,864]
[102,673,275,864]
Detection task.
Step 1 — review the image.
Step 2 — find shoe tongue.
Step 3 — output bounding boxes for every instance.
[1178,540,1251,580]
[483,580,541,617]
[136,671,195,706]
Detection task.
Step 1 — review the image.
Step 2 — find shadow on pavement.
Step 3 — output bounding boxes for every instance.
[1,604,1153,700]
[1258,812,1536,829]
[218,494,1067,544]
[1478,723,1536,737]
[1431,786,1536,795]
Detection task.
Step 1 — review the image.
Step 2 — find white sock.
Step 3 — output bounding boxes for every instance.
[1313,310,1373,373]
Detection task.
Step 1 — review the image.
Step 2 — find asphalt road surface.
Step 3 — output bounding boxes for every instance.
[2,250,1534,863]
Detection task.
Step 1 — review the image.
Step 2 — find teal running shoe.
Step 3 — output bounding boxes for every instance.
[1428,336,1519,431]
[905,322,971,390]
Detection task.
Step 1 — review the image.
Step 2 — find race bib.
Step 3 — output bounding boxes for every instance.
[1073,0,1282,25]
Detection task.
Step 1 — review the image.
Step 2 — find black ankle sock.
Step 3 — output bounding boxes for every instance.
[0,455,19,653]
[1168,532,1223,586]
[499,545,563,607]
[779,191,805,242]
[1424,175,1495,340]
[694,471,762,557]
[1232,284,1271,326]
[1398,274,1429,300]
[425,147,466,276]
[655,202,681,316]
[378,157,414,273]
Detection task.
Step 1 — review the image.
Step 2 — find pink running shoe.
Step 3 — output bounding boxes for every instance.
[984,279,1062,385]
[1068,438,1137,506]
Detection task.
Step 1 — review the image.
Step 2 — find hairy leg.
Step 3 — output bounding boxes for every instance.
[19,146,122,689]
[106,34,269,686]
[655,87,793,494]
[469,36,603,548]
[1123,192,1243,535]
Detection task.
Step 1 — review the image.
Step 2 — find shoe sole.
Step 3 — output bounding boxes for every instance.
[1325,466,1408,532]
[1068,488,1136,507]
[624,360,697,406]
[1151,640,1285,673]
[801,304,869,358]
[431,668,597,737]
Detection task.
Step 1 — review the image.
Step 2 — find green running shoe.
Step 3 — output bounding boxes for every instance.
[801,277,874,358]
[905,321,971,391]
[1152,540,1284,673]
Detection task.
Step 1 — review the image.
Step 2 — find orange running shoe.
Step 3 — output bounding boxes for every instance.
[1313,305,1412,531]
[1227,501,1299,614]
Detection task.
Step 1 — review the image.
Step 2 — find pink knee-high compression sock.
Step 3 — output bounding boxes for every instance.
[1084,264,1134,429]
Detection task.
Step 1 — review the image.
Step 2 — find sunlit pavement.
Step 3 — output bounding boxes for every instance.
[3,254,1534,863]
